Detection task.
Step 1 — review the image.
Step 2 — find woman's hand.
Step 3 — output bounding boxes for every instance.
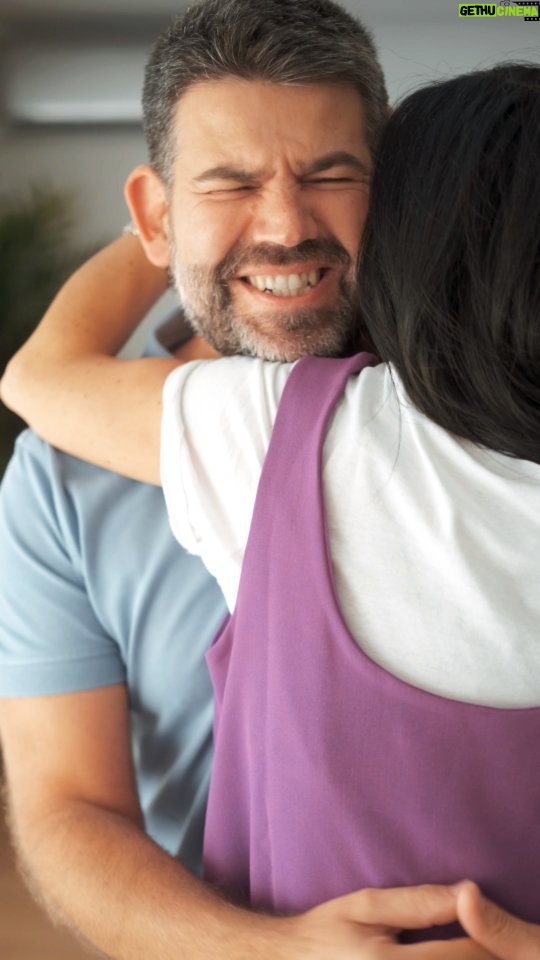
[456,881,540,960]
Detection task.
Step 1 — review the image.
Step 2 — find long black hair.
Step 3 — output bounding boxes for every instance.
[359,63,540,463]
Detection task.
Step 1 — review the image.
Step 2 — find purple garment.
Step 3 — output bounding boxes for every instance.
[204,353,540,940]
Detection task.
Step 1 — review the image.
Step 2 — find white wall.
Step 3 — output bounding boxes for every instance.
[1,127,144,246]
[362,7,539,102]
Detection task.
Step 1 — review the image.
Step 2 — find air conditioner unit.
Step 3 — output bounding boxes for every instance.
[4,43,148,123]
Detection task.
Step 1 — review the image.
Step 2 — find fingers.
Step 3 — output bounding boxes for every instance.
[456,880,540,960]
[400,937,494,959]
[396,939,495,960]
[333,883,459,929]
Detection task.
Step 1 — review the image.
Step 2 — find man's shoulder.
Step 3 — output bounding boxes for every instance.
[0,428,225,702]
[8,427,143,481]
[1,428,171,570]
[4,428,161,506]
[5,427,53,469]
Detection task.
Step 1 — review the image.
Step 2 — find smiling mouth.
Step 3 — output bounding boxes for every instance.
[240,268,325,298]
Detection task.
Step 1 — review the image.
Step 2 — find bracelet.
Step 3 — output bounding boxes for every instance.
[122,222,140,237]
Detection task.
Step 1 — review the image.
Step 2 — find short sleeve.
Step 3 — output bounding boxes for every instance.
[0,433,125,696]
[161,357,294,609]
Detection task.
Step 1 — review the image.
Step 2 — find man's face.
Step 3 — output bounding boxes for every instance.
[167,78,372,361]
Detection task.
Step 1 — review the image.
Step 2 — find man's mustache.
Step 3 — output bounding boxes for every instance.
[217,238,351,280]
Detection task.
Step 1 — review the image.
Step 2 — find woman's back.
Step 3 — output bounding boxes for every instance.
[194,351,540,930]
[324,360,540,706]
[163,353,540,708]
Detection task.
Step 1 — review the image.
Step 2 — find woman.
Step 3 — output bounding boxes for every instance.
[3,63,540,953]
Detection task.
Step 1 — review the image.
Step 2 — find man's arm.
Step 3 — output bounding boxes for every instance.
[0,685,289,960]
[0,692,493,960]
[1,235,174,486]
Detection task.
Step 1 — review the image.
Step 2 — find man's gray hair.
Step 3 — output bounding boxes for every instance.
[143,0,388,183]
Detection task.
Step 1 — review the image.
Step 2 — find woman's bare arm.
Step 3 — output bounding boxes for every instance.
[1,234,178,485]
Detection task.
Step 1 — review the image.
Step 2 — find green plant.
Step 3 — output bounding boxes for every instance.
[0,184,88,474]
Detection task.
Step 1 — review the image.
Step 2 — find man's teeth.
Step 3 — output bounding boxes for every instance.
[247,269,321,297]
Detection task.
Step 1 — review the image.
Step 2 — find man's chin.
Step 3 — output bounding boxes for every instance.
[204,331,304,363]
[184,304,354,363]
[238,317,352,362]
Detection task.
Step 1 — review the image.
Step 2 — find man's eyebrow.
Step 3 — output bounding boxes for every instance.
[193,165,263,184]
[300,152,371,178]
[193,153,370,185]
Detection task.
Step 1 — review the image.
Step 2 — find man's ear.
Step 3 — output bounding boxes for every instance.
[124,164,171,268]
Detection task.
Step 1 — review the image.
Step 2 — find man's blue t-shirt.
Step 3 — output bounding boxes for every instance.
[0,316,227,874]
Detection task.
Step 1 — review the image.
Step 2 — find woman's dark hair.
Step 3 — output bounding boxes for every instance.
[359,63,540,463]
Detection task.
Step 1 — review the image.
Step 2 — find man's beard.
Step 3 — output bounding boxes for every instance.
[169,238,361,362]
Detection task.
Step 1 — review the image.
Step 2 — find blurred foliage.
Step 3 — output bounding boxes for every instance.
[0,184,90,474]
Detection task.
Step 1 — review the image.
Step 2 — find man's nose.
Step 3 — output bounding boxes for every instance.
[250,184,319,248]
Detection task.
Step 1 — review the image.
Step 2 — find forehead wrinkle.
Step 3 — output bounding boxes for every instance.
[298,151,372,178]
[193,163,268,184]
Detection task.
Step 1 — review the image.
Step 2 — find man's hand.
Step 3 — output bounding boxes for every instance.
[286,883,495,959]
[455,880,540,960]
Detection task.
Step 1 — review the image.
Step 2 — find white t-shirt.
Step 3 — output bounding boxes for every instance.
[161,357,540,709]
